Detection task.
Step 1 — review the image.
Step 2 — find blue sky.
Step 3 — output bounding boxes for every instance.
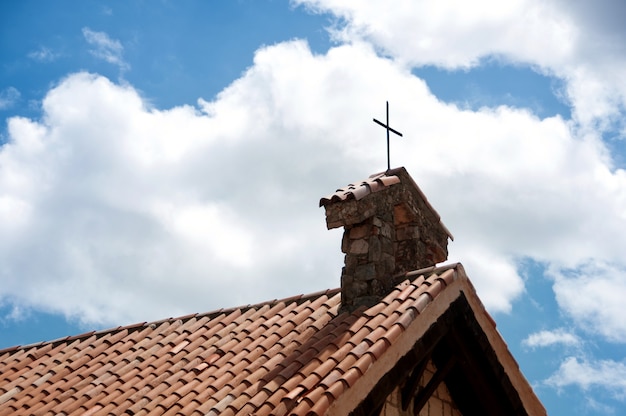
[2,1,626,415]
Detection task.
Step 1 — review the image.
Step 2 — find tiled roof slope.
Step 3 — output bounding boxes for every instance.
[0,264,471,416]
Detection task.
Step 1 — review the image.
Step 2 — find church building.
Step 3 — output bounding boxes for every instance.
[0,167,546,415]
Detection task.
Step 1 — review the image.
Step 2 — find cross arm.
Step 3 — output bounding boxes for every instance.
[373,118,403,137]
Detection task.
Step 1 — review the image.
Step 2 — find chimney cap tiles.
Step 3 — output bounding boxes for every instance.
[319,171,401,208]
[320,167,453,241]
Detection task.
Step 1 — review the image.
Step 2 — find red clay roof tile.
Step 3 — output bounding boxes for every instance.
[341,367,362,387]
[319,172,402,207]
[0,264,475,416]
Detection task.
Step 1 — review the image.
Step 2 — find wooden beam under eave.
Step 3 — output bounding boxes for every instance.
[412,355,457,414]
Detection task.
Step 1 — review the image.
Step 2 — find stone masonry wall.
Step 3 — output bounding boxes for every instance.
[327,174,450,312]
[340,214,396,311]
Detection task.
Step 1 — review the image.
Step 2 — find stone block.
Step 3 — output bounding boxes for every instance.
[381,210,393,223]
[427,242,447,265]
[343,279,368,298]
[349,223,371,239]
[381,221,394,238]
[382,238,394,255]
[352,295,380,309]
[381,254,395,276]
[340,273,353,289]
[368,236,382,262]
[341,231,350,253]
[394,203,416,225]
[344,254,358,270]
[326,219,345,230]
[396,225,420,241]
[355,263,376,281]
[371,278,387,296]
[349,239,369,254]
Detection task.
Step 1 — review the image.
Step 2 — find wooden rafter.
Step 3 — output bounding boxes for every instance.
[412,355,457,414]
[401,355,430,410]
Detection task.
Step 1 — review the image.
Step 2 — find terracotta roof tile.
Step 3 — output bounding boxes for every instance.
[0,265,469,416]
[306,388,333,415]
[319,172,401,207]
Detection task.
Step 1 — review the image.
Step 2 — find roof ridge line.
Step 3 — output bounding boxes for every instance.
[391,262,462,285]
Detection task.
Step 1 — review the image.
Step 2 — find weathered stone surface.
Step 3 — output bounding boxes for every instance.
[427,241,448,264]
[352,296,381,309]
[371,279,385,296]
[326,220,344,230]
[382,238,394,256]
[349,239,369,254]
[344,254,358,269]
[341,232,350,253]
[349,224,371,239]
[343,279,368,299]
[340,271,352,286]
[382,254,395,275]
[396,225,420,241]
[381,222,394,239]
[368,236,383,262]
[355,263,376,281]
[323,167,451,313]
[393,203,416,225]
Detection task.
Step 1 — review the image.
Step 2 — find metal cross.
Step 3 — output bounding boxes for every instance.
[373,101,403,171]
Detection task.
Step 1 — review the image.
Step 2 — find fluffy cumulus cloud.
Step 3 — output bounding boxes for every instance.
[297,0,626,131]
[523,328,580,348]
[0,67,345,325]
[549,263,626,343]
[1,34,625,335]
[546,357,626,398]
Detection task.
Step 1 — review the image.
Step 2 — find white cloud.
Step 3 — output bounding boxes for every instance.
[546,356,626,399]
[0,87,20,110]
[27,47,59,62]
[1,36,626,331]
[82,27,129,71]
[447,243,522,313]
[585,397,619,415]
[549,262,626,343]
[0,302,28,323]
[0,67,348,325]
[297,0,626,132]
[523,328,580,348]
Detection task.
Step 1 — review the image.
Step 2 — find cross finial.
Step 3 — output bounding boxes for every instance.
[373,101,403,172]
